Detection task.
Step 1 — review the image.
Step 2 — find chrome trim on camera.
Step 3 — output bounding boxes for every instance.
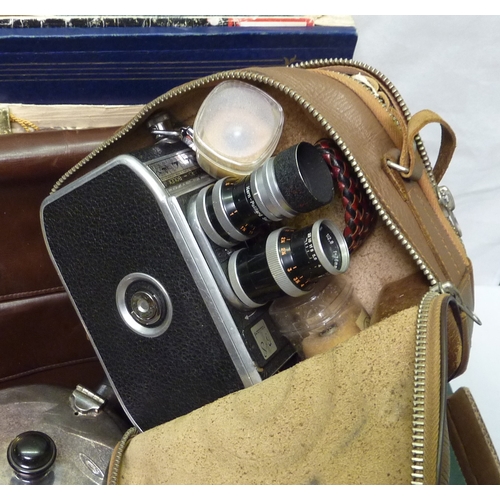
[163,193,262,389]
[116,272,173,338]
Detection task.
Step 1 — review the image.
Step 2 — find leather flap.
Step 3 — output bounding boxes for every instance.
[111,306,420,485]
[447,387,500,485]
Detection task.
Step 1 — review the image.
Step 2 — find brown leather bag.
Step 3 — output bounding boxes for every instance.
[41,60,498,484]
[0,127,118,390]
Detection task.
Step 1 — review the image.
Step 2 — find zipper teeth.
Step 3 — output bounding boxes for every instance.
[290,59,438,285]
[108,426,138,485]
[52,63,439,285]
[52,58,440,484]
[333,141,437,286]
[411,289,439,485]
[292,58,436,188]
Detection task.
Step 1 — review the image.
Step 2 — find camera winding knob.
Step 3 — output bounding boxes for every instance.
[129,290,162,326]
[116,273,173,338]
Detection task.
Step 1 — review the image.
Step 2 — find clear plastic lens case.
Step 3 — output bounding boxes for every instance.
[193,80,284,178]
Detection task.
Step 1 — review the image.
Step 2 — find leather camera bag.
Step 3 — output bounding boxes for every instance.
[44,59,499,484]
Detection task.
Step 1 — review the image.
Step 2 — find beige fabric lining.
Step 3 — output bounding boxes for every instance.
[116,307,418,485]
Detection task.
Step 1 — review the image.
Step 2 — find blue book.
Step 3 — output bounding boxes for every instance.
[0,16,357,105]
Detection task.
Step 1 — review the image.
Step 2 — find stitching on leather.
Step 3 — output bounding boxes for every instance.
[0,286,65,302]
[413,186,461,281]
[409,189,455,279]
[377,164,457,282]
[0,357,99,383]
[367,174,439,275]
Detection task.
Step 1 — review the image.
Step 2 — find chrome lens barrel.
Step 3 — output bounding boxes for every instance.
[228,219,349,308]
[195,142,334,248]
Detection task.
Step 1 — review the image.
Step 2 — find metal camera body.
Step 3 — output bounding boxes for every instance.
[41,138,305,432]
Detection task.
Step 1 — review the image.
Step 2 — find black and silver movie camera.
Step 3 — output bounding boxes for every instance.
[41,111,349,431]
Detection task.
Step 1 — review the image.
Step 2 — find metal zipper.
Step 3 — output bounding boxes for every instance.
[291,58,440,285]
[52,58,440,285]
[411,281,481,485]
[411,287,440,484]
[52,59,460,484]
[293,58,464,238]
[294,60,475,484]
[108,427,138,485]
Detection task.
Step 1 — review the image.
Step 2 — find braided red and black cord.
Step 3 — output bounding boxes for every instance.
[315,138,377,253]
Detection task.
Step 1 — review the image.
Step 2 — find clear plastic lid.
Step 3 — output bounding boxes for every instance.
[269,276,354,342]
[193,80,284,179]
[268,274,370,358]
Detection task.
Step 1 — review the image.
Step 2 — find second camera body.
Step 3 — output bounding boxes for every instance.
[41,119,349,431]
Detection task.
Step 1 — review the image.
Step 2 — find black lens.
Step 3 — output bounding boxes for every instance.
[228,220,349,308]
[196,142,334,247]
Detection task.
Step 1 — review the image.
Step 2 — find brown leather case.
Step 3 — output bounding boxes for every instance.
[0,127,117,390]
[448,387,500,484]
[94,62,481,485]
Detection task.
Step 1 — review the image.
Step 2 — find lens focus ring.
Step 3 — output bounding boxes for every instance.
[265,227,308,298]
[195,142,334,248]
[311,219,350,275]
[227,219,350,307]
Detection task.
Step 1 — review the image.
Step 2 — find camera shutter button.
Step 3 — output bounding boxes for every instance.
[7,431,57,482]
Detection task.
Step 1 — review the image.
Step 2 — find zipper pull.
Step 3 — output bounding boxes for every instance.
[431,281,482,325]
[436,185,462,237]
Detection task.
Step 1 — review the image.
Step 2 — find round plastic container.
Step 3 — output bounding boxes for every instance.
[193,80,284,178]
[269,275,370,359]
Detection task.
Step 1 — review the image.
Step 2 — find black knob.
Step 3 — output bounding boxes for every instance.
[7,431,57,482]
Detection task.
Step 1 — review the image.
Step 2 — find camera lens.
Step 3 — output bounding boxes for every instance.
[196,142,334,248]
[228,220,349,308]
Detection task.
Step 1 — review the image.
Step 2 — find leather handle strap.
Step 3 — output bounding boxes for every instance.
[310,69,456,184]
[400,109,457,182]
